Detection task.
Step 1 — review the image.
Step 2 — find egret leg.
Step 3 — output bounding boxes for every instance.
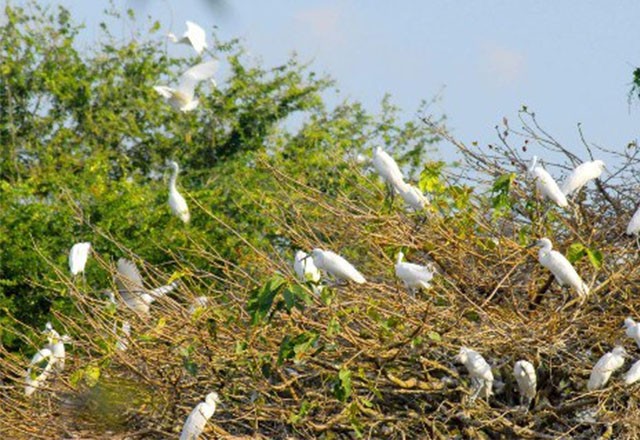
[469,378,482,402]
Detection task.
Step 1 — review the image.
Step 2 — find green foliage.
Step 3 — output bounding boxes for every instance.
[630,67,640,103]
[566,243,603,269]
[277,331,319,365]
[333,366,353,402]
[490,172,516,217]
[246,276,287,325]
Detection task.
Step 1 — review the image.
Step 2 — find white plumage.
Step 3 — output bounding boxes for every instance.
[513,360,537,407]
[624,317,640,348]
[188,296,210,315]
[180,392,220,440]
[535,238,589,298]
[167,21,208,55]
[372,147,404,188]
[627,205,640,235]
[154,60,218,112]
[309,249,366,284]
[43,322,71,371]
[69,242,91,276]
[588,346,626,390]
[528,156,568,208]
[168,161,190,223]
[394,181,429,211]
[114,258,180,315]
[457,347,493,400]
[294,250,323,294]
[395,251,434,291]
[115,321,131,352]
[561,159,606,196]
[624,359,640,385]
[24,347,54,397]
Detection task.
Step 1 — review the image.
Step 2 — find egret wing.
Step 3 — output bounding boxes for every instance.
[530,166,567,207]
[322,251,365,283]
[176,60,219,99]
[628,206,640,235]
[179,402,208,440]
[545,251,588,296]
[185,21,207,54]
[153,85,174,99]
[372,148,404,186]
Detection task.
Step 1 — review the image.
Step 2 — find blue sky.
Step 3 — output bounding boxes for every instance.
[9,0,640,161]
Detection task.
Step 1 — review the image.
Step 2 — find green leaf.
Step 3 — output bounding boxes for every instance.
[567,243,586,263]
[586,248,603,269]
[246,276,287,325]
[427,331,441,342]
[333,367,352,402]
[277,331,318,365]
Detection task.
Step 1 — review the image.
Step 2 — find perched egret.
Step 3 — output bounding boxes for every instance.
[513,360,537,408]
[114,258,180,315]
[180,392,221,440]
[534,238,589,298]
[624,317,640,348]
[293,250,322,294]
[624,359,640,385]
[308,249,366,284]
[154,60,218,112]
[394,251,435,292]
[372,147,404,188]
[457,347,493,401]
[561,160,606,196]
[528,156,568,208]
[627,205,640,236]
[167,21,207,55]
[115,321,131,352]
[168,161,190,223]
[394,181,429,211]
[69,242,91,276]
[43,322,71,371]
[588,346,626,390]
[24,347,54,397]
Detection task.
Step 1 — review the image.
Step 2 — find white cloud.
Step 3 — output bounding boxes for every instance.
[481,44,526,86]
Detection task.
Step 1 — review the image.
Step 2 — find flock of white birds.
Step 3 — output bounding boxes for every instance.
[19,20,640,439]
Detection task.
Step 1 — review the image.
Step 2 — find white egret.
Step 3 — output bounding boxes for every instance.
[561,160,606,196]
[25,347,55,397]
[308,249,366,284]
[168,161,190,223]
[43,322,71,371]
[179,392,221,440]
[627,205,640,236]
[372,147,404,188]
[534,238,589,298]
[69,242,91,276]
[588,346,626,390]
[293,250,322,294]
[154,60,218,112]
[114,258,180,315]
[513,360,536,408]
[457,347,493,401]
[624,359,640,385]
[624,317,640,348]
[115,321,131,352]
[395,251,435,292]
[528,156,568,208]
[188,296,210,314]
[394,181,429,211]
[168,21,207,55]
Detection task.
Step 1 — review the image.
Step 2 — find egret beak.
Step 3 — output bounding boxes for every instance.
[301,255,311,261]
[526,242,538,249]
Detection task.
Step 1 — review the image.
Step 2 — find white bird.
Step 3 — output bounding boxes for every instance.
[534,238,589,298]
[69,242,91,276]
[154,60,218,112]
[168,21,207,55]
[528,156,568,208]
[188,296,210,314]
[43,323,71,371]
[114,258,180,315]
[168,161,190,223]
[115,321,131,352]
[179,392,221,440]
[588,346,626,391]
[561,159,606,196]
[513,360,537,407]
[372,147,405,188]
[395,251,435,292]
[24,347,54,397]
[627,204,640,235]
[308,249,366,284]
[624,317,640,348]
[294,250,322,294]
[394,181,429,211]
[457,347,493,401]
[624,359,640,385]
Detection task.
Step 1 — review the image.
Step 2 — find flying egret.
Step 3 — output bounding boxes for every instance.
[395,251,435,292]
[167,21,207,55]
[513,360,536,408]
[114,258,180,315]
[624,359,640,385]
[154,60,218,112]
[394,181,429,211]
[528,156,568,208]
[624,317,640,348]
[308,249,366,284]
[69,242,91,276]
[627,205,640,236]
[588,346,626,390]
[533,238,589,298]
[179,392,221,440]
[168,161,190,223]
[457,347,493,401]
[43,322,71,371]
[372,147,405,188]
[561,160,606,196]
[24,347,54,397]
[294,250,323,294]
